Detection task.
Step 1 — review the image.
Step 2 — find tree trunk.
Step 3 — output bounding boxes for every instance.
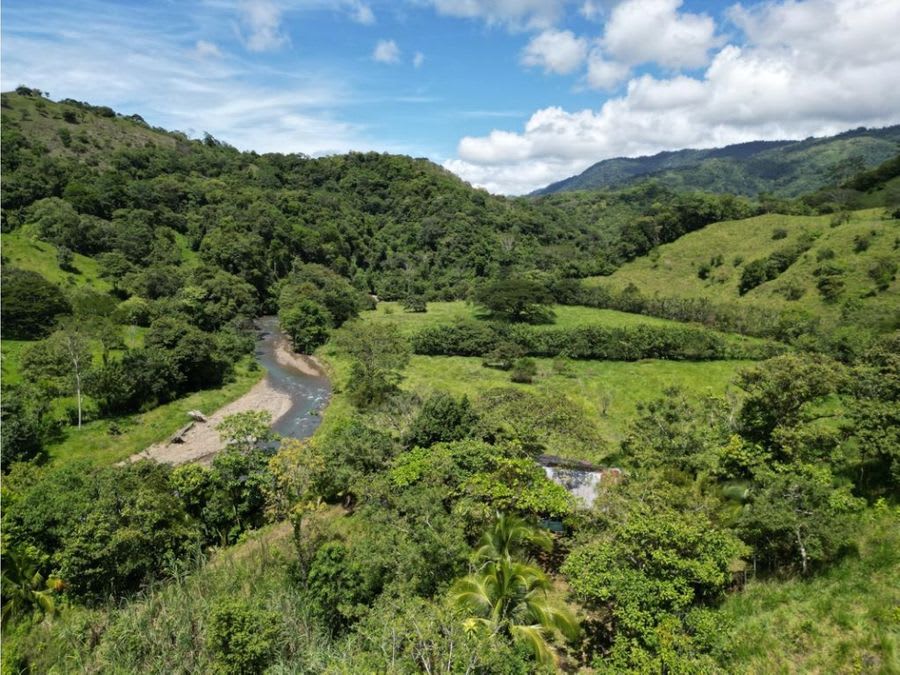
[795,527,808,574]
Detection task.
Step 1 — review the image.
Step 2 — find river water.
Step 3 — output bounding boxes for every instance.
[254,317,331,439]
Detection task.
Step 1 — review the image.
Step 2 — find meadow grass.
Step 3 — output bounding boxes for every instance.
[722,507,900,674]
[1,230,112,292]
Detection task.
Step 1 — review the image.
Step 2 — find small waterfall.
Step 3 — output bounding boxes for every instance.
[542,465,603,507]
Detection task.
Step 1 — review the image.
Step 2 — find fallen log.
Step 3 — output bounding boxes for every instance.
[171,422,195,444]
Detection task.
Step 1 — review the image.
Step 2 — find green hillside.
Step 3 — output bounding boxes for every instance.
[587,208,900,331]
[535,126,900,197]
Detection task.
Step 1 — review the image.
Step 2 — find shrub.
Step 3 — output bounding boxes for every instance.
[853,232,873,252]
[206,600,282,675]
[481,341,524,370]
[697,262,712,280]
[771,227,788,240]
[868,257,897,291]
[404,393,479,448]
[816,248,835,261]
[401,295,427,313]
[510,358,537,383]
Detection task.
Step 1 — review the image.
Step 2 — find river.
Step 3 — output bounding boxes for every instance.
[254,316,331,439]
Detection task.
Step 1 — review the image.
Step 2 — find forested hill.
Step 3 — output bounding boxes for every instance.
[534,125,900,197]
[1,88,596,297]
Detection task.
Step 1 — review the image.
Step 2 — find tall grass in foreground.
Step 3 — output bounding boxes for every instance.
[722,506,900,674]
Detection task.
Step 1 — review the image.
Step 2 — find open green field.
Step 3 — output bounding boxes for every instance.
[44,358,263,467]
[1,230,112,292]
[401,354,749,449]
[322,304,756,454]
[586,208,899,320]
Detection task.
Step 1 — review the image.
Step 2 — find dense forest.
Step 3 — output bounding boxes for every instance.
[1,89,899,673]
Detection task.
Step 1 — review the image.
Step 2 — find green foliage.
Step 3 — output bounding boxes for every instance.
[335,320,411,408]
[868,256,897,291]
[0,385,49,468]
[279,298,332,353]
[473,277,555,324]
[403,392,479,449]
[563,504,746,671]
[0,267,71,338]
[510,357,537,383]
[739,241,810,295]
[0,546,60,624]
[401,294,427,313]
[737,467,862,574]
[206,599,282,674]
[3,460,201,602]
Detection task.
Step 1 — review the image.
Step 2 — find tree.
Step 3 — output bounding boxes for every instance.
[403,392,479,449]
[451,557,578,668]
[0,547,60,624]
[22,325,93,428]
[474,512,552,565]
[279,299,332,353]
[401,294,427,313]
[0,267,71,338]
[473,278,555,324]
[563,504,745,670]
[334,321,411,408]
[736,353,845,450]
[737,467,861,574]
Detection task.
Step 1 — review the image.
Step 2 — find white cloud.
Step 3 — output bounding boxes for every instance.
[345,0,375,25]
[580,1,606,21]
[521,29,588,75]
[238,0,288,52]
[194,39,223,58]
[426,0,566,31]
[585,48,630,89]
[602,0,721,68]
[446,0,900,194]
[373,39,401,63]
[413,51,425,68]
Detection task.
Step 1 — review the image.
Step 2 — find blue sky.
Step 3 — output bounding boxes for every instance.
[3,0,899,193]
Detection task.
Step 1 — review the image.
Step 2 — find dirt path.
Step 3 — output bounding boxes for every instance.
[129,377,294,466]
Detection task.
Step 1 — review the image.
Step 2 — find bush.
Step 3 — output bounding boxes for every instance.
[868,257,897,291]
[510,358,537,383]
[404,393,479,448]
[481,341,524,370]
[772,227,788,240]
[739,242,810,295]
[206,600,282,675]
[401,295,427,313]
[853,232,873,252]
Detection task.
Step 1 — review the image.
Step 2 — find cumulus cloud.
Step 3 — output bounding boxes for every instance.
[239,0,288,52]
[585,48,630,89]
[373,39,401,63]
[602,0,721,68]
[446,0,900,194]
[426,0,566,31]
[521,29,588,75]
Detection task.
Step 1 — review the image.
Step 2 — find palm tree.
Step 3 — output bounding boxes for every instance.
[451,557,579,668]
[1,548,59,624]
[474,512,552,565]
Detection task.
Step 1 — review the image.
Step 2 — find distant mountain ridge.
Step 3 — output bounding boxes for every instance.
[533,125,900,197]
